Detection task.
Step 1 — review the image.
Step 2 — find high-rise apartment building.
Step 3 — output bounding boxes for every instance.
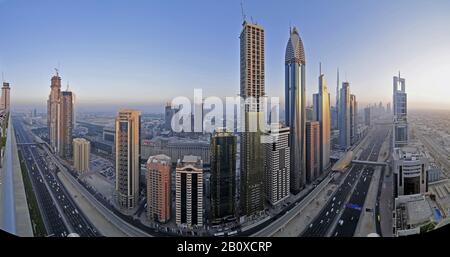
[176,155,204,228]
[305,121,320,184]
[146,154,171,223]
[285,26,306,193]
[313,69,331,172]
[115,109,141,210]
[210,129,237,223]
[73,138,90,173]
[263,126,290,206]
[0,82,10,110]
[60,90,74,158]
[339,82,351,149]
[393,74,408,148]
[240,21,266,216]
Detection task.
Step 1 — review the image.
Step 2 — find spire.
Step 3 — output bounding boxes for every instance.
[66,82,70,91]
[319,62,322,75]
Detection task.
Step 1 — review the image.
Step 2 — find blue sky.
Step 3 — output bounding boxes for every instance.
[1,0,450,113]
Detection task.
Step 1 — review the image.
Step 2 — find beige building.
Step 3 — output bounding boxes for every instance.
[115,109,141,210]
[73,138,90,173]
[1,82,11,110]
[146,154,171,223]
[176,155,203,228]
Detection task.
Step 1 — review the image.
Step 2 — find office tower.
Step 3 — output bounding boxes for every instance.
[115,109,141,210]
[393,73,408,148]
[48,70,62,153]
[313,68,331,172]
[0,82,10,110]
[285,26,306,193]
[176,155,204,228]
[386,103,391,114]
[305,106,314,121]
[339,82,351,149]
[240,20,265,216]
[73,138,90,173]
[263,126,290,206]
[350,94,357,145]
[305,121,320,184]
[392,147,428,197]
[146,154,171,223]
[210,129,237,223]
[60,90,74,158]
[335,69,340,128]
[364,107,371,126]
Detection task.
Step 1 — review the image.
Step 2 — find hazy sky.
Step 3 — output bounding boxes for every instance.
[1,0,450,113]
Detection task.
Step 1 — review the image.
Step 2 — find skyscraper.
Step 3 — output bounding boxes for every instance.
[339,82,351,149]
[240,21,265,216]
[115,109,141,210]
[210,129,237,223]
[313,67,331,172]
[285,26,306,193]
[73,138,90,173]
[305,121,320,184]
[393,74,408,148]
[146,154,171,223]
[48,70,62,153]
[364,107,371,126]
[46,70,74,158]
[0,82,11,110]
[60,90,74,158]
[263,126,290,206]
[176,155,204,228]
[350,94,357,145]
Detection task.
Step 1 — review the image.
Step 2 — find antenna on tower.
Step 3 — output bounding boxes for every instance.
[319,62,322,75]
[55,68,59,76]
[240,0,247,22]
[1,72,4,83]
[66,81,70,91]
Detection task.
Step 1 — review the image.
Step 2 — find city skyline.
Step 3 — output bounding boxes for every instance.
[1,0,450,112]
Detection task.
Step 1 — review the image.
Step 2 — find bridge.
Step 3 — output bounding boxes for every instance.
[351,160,388,167]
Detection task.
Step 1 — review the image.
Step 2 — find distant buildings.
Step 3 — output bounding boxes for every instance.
[210,129,237,223]
[47,70,74,158]
[313,69,331,172]
[393,74,408,148]
[240,21,265,216]
[1,82,10,110]
[263,126,290,206]
[73,138,90,173]
[165,102,178,131]
[146,154,171,223]
[141,137,210,164]
[176,155,204,228]
[339,82,351,149]
[115,109,141,210]
[305,121,320,184]
[285,26,306,193]
[392,147,429,197]
[364,107,371,126]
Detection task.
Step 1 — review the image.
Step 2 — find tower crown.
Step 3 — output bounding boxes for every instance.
[285,26,306,65]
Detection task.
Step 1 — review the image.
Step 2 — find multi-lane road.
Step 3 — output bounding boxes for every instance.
[14,117,100,237]
[301,127,389,237]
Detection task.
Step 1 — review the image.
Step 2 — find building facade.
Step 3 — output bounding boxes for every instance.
[392,147,428,197]
[73,138,90,173]
[210,129,237,223]
[313,71,331,173]
[0,82,10,110]
[350,94,357,145]
[263,126,290,206]
[115,109,141,210]
[239,21,266,216]
[285,26,306,193]
[175,155,204,228]
[339,82,351,149]
[305,121,320,184]
[146,154,171,223]
[60,90,74,158]
[364,107,371,126]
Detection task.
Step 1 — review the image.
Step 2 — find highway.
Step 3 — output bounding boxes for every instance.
[14,117,100,237]
[331,127,389,237]
[301,127,388,237]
